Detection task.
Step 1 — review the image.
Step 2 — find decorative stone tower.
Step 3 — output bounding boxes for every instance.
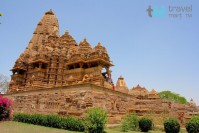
[116,76,129,93]
[148,89,160,99]
[8,9,113,93]
[128,84,149,98]
[190,98,196,106]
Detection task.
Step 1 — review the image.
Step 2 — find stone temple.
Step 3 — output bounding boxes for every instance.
[6,10,199,125]
[9,9,113,91]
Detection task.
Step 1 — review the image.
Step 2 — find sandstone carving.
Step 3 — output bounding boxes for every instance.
[8,9,113,92]
[5,9,199,125]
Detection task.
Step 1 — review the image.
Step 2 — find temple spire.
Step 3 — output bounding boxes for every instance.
[45,9,55,15]
[116,76,129,93]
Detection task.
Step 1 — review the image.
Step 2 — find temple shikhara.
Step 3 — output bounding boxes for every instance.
[9,9,113,91]
[6,10,199,125]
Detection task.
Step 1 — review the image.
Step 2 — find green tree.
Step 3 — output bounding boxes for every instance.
[84,107,107,133]
[186,116,199,133]
[164,118,180,133]
[121,112,139,132]
[159,90,187,104]
[139,117,152,132]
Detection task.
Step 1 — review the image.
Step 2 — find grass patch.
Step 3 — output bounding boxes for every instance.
[0,121,80,133]
[106,125,186,133]
[0,121,187,133]
[106,125,165,133]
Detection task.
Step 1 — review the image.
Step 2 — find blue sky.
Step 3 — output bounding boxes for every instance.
[0,1,199,104]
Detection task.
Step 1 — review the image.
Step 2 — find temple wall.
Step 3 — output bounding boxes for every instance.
[4,83,198,124]
[5,84,134,123]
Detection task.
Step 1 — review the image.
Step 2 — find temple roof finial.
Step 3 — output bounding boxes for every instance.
[119,75,123,79]
[97,42,101,46]
[65,29,69,34]
[45,9,54,15]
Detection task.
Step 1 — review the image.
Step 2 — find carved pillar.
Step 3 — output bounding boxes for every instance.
[39,62,42,68]
[48,55,57,86]
[46,57,51,84]
[26,64,33,87]
[79,62,83,68]
[57,55,64,86]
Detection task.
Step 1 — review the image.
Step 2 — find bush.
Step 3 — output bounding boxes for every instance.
[164,118,180,133]
[84,107,107,133]
[13,113,84,132]
[121,112,139,132]
[60,116,85,131]
[0,95,12,121]
[186,116,199,133]
[139,117,152,132]
[31,114,47,126]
